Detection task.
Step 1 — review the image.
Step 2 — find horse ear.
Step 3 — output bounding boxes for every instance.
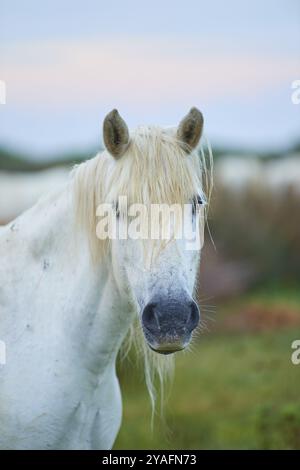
[177,107,204,151]
[103,109,130,159]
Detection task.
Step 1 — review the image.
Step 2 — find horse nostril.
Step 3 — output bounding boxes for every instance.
[187,301,200,331]
[142,302,159,333]
[142,299,199,338]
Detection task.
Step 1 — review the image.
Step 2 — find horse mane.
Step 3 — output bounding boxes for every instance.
[72,125,213,411]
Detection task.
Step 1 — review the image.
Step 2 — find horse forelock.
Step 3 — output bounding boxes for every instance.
[72,126,212,256]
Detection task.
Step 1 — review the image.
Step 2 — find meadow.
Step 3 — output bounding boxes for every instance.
[115,287,300,449]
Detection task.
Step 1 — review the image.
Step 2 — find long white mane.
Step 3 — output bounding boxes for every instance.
[72,126,213,410]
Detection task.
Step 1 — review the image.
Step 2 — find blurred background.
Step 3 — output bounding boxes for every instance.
[1,0,300,450]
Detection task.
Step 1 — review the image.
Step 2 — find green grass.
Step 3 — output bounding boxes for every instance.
[238,284,300,307]
[114,290,300,449]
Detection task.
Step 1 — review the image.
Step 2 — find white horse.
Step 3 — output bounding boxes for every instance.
[0,108,210,450]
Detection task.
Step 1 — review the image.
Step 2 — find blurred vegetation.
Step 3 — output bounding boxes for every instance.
[210,185,300,284]
[209,140,300,161]
[1,140,299,171]
[0,146,94,172]
[115,287,300,450]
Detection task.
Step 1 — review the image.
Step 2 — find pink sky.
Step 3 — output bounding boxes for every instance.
[0,0,299,157]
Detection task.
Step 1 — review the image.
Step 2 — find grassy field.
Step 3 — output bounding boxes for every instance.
[115,287,300,449]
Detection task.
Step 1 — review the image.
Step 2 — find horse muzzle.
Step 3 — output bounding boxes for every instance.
[141,298,200,355]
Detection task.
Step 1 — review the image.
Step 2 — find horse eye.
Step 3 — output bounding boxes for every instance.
[115,202,120,218]
[192,195,203,215]
[196,195,203,205]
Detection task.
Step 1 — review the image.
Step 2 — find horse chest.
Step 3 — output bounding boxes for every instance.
[56,368,122,450]
[0,350,122,450]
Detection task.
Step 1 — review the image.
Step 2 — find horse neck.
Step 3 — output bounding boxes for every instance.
[17,184,134,374]
[78,257,135,373]
[63,185,134,372]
